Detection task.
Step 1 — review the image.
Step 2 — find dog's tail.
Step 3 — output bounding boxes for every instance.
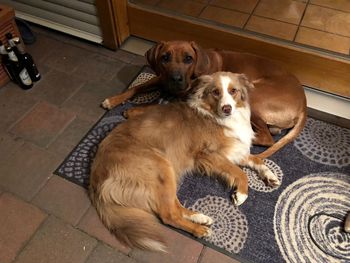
[255,110,307,159]
[95,202,167,252]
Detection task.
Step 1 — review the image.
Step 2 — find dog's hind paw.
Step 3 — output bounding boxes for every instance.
[232,192,248,206]
[187,213,214,226]
[263,169,280,187]
[102,99,112,110]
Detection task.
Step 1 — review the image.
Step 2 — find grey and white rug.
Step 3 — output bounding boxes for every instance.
[55,67,350,263]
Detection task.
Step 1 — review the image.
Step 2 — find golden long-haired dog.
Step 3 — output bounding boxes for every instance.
[90,72,280,252]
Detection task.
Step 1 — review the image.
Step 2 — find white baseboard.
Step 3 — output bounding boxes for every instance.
[305,87,350,120]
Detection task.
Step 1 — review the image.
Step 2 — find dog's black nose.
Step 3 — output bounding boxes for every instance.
[222,105,232,115]
[171,74,183,83]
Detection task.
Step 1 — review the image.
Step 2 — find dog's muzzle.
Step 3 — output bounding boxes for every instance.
[165,72,188,96]
[222,104,232,116]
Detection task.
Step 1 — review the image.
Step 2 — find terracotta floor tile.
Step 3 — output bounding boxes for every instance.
[0,143,61,201]
[130,226,203,263]
[28,70,85,106]
[0,193,47,263]
[254,0,307,24]
[0,132,25,160]
[199,247,240,263]
[61,82,111,123]
[77,206,131,255]
[15,216,97,263]
[210,0,259,13]
[31,176,91,226]
[47,117,94,158]
[43,42,92,74]
[111,65,144,87]
[301,5,350,38]
[62,64,140,122]
[157,0,205,17]
[246,15,298,40]
[0,82,38,131]
[73,53,126,83]
[10,101,75,148]
[113,49,138,64]
[86,243,136,263]
[200,6,249,28]
[25,33,60,64]
[310,0,350,13]
[295,27,350,55]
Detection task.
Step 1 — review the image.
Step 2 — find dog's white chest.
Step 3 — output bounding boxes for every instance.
[220,109,254,164]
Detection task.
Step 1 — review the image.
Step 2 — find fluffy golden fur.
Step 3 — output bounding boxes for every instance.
[90,72,280,252]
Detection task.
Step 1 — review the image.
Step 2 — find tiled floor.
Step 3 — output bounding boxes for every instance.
[131,0,350,56]
[0,26,240,262]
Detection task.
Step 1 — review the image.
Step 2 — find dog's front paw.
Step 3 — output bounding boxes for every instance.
[232,191,248,206]
[194,225,212,238]
[262,169,280,187]
[188,213,214,226]
[102,99,112,110]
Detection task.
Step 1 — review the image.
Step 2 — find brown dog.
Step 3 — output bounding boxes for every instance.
[91,72,280,251]
[102,41,307,158]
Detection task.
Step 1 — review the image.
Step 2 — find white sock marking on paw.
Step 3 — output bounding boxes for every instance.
[233,192,248,206]
[188,213,214,225]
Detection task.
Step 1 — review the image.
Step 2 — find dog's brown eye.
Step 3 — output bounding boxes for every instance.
[212,89,220,96]
[184,55,193,64]
[161,54,170,63]
[229,88,237,95]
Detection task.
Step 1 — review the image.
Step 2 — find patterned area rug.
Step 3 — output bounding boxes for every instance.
[55,67,350,263]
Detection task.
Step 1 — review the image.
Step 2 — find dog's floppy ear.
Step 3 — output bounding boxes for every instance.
[145,42,165,75]
[190,75,212,96]
[191,41,210,77]
[238,74,254,101]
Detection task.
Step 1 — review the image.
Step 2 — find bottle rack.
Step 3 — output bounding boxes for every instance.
[0,4,22,88]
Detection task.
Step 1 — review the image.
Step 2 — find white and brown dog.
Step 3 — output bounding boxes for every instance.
[90,72,280,252]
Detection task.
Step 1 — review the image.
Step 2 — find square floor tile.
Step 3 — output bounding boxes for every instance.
[0,143,61,201]
[32,176,91,226]
[28,70,85,106]
[295,27,350,55]
[157,0,205,17]
[15,216,97,263]
[77,206,131,255]
[0,193,47,263]
[200,6,249,28]
[10,101,75,148]
[0,82,38,131]
[199,247,240,263]
[86,243,136,263]
[43,42,92,74]
[301,5,350,38]
[47,117,94,158]
[254,0,307,24]
[210,0,258,13]
[0,132,25,160]
[310,0,350,13]
[130,226,203,263]
[245,15,298,40]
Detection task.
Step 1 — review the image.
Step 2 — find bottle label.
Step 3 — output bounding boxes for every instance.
[8,51,18,62]
[19,68,33,85]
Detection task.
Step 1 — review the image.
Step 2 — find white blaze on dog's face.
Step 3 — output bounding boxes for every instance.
[190,72,251,119]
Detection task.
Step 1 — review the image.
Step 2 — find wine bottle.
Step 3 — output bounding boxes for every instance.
[6,46,33,90]
[0,41,17,81]
[14,38,41,82]
[6,33,41,82]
